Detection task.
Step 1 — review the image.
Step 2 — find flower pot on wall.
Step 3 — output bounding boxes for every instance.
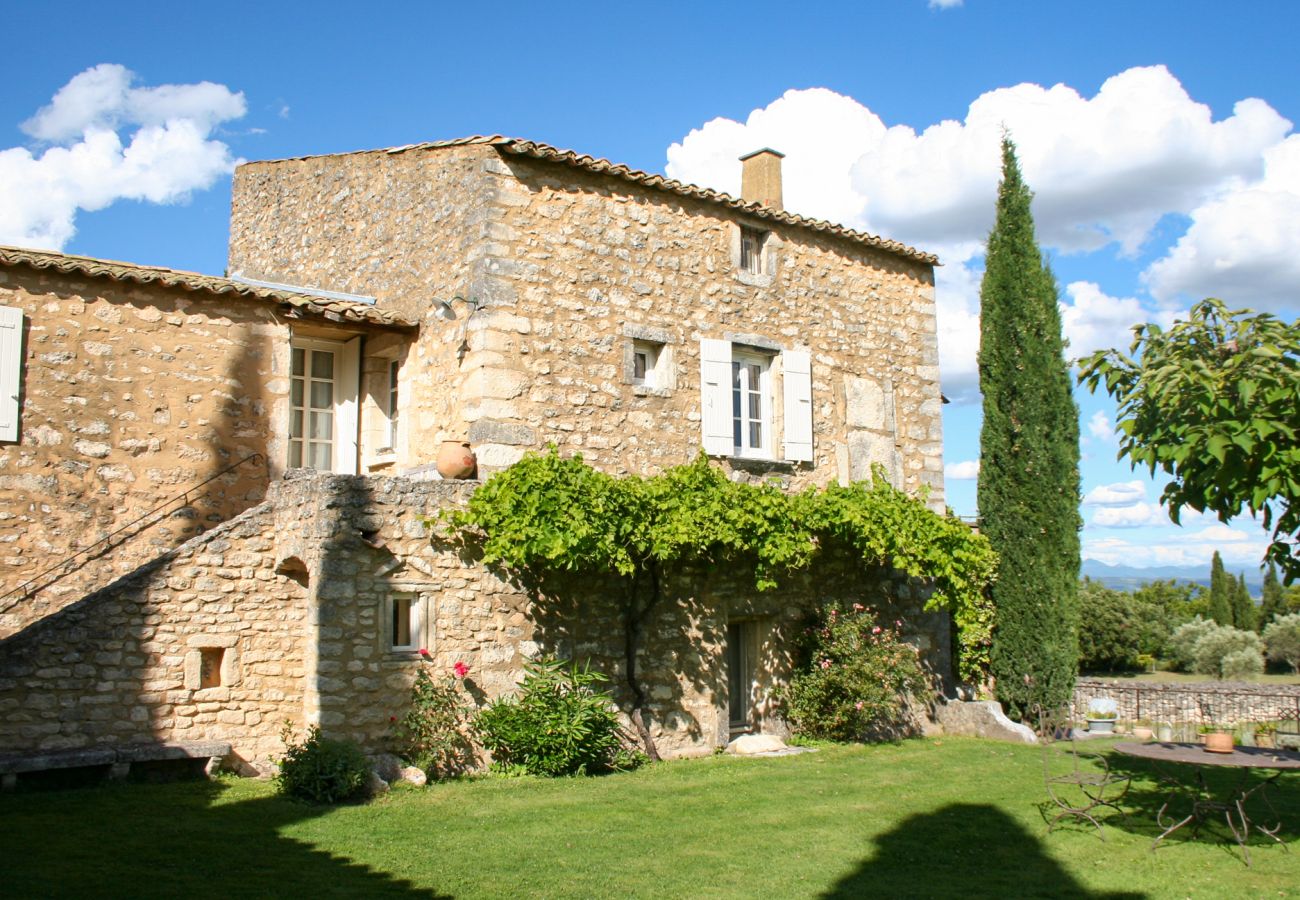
[1086,718,1115,734]
[437,441,477,480]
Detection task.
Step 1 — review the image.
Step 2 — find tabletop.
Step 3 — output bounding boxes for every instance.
[1113,742,1300,770]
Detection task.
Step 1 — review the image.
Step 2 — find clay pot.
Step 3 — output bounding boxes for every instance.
[1132,726,1154,741]
[1204,731,1234,754]
[436,440,477,480]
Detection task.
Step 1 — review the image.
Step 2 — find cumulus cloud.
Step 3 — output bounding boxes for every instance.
[0,64,245,249]
[929,0,963,8]
[1083,480,1146,508]
[1086,410,1115,443]
[1145,133,1300,311]
[665,68,1292,400]
[1091,502,1168,528]
[1084,528,1269,568]
[944,460,980,480]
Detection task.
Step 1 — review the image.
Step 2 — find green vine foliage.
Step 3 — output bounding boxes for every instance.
[433,449,997,683]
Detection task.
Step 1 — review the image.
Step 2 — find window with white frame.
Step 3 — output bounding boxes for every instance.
[389,593,422,652]
[632,340,662,389]
[288,335,360,474]
[731,350,771,458]
[699,338,813,463]
[387,358,401,450]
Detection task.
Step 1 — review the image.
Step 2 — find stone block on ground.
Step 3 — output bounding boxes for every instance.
[934,700,1036,744]
[726,734,788,755]
[399,765,428,786]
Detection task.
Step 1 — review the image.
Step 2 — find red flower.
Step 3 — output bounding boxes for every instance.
[418,647,430,657]
[389,715,397,723]
[453,661,470,678]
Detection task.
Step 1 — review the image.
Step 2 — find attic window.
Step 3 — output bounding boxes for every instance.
[739,227,766,276]
[632,341,662,389]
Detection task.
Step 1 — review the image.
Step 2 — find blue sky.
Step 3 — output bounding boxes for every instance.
[2,0,1297,574]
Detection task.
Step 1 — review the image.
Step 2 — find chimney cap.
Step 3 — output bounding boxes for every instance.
[738,147,785,162]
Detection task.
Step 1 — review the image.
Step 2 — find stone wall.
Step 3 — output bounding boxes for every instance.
[0,265,288,634]
[1073,677,1300,726]
[0,470,950,768]
[227,144,945,504]
[0,499,309,768]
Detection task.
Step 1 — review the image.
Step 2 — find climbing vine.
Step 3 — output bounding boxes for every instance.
[431,450,996,758]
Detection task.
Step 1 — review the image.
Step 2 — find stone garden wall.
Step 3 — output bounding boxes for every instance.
[1073,677,1300,726]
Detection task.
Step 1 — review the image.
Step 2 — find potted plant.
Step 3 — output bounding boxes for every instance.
[1255,721,1278,749]
[1085,697,1118,734]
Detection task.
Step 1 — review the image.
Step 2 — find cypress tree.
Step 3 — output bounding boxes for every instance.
[1231,573,1256,631]
[1207,551,1232,626]
[1259,562,1286,631]
[979,137,1081,719]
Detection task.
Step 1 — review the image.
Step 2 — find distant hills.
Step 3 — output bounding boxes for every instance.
[1080,558,1263,597]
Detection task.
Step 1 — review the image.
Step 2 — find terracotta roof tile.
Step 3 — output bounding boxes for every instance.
[254,135,939,266]
[0,245,415,329]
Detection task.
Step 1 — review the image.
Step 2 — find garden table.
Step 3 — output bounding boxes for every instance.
[1112,741,1300,866]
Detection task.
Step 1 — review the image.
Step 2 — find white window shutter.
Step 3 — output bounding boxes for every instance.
[335,336,362,474]
[699,338,733,456]
[781,350,813,462]
[0,305,22,442]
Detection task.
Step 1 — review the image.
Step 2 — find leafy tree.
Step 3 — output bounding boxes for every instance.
[1079,300,1300,580]
[1258,562,1286,630]
[978,137,1081,719]
[1076,579,1141,672]
[1130,580,1199,657]
[1262,613,1300,673]
[437,450,997,760]
[1231,572,1256,632]
[1207,551,1232,626]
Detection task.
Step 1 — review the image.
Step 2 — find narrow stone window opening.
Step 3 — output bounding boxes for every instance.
[632,340,663,389]
[739,227,766,276]
[389,594,421,652]
[199,648,225,689]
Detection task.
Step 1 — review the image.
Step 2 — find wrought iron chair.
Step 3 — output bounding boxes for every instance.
[1036,706,1131,840]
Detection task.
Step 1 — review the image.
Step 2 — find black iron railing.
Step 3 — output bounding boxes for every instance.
[0,452,266,612]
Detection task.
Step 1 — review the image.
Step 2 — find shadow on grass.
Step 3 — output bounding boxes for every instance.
[0,778,447,898]
[820,803,1144,900]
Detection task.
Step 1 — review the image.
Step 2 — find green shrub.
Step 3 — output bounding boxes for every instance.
[1170,617,1265,678]
[1221,647,1265,680]
[275,724,370,804]
[391,654,474,779]
[473,657,641,777]
[1169,617,1218,671]
[1263,613,1300,673]
[1076,580,1142,672]
[782,604,928,742]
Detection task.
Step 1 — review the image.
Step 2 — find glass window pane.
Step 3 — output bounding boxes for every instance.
[311,350,334,379]
[393,598,411,647]
[288,440,302,468]
[310,380,333,409]
[307,441,332,471]
[733,417,742,447]
[749,392,760,420]
[290,410,304,440]
[290,378,304,407]
[750,422,762,447]
[309,410,332,440]
[291,348,305,377]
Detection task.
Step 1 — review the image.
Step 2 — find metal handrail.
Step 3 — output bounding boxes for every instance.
[0,452,266,611]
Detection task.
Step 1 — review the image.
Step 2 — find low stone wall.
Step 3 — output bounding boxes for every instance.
[1073,678,1300,726]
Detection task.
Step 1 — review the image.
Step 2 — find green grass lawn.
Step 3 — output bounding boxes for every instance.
[1,738,1297,899]
[1087,671,1300,686]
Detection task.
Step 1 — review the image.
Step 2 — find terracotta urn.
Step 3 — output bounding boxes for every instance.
[436,440,477,480]
[1132,726,1153,741]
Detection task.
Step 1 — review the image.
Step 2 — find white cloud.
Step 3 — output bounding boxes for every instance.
[0,64,245,250]
[944,460,980,480]
[1086,410,1115,443]
[1144,133,1300,311]
[664,68,1292,402]
[929,0,962,7]
[1091,502,1168,528]
[1084,523,1270,568]
[1082,480,1146,507]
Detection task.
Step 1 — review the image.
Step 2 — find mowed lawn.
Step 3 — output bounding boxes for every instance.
[1,738,1297,899]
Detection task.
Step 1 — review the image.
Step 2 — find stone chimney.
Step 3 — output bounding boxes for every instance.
[739,148,785,209]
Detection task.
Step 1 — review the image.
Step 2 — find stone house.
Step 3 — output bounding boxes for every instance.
[0,136,946,771]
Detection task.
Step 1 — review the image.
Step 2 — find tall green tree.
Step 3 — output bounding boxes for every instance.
[1259,562,1286,630]
[978,137,1081,720]
[1208,551,1232,626]
[1231,572,1256,631]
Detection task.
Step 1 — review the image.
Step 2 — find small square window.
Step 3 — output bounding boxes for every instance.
[632,341,661,389]
[387,359,401,450]
[740,227,766,276]
[199,648,225,689]
[390,594,421,652]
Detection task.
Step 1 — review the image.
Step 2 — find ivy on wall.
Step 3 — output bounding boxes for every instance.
[430,450,996,757]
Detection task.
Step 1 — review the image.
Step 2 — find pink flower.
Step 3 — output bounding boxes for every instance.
[819,658,832,670]
[453,661,470,678]
[418,647,430,657]
[855,701,864,711]
[852,603,864,612]
[871,626,881,635]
